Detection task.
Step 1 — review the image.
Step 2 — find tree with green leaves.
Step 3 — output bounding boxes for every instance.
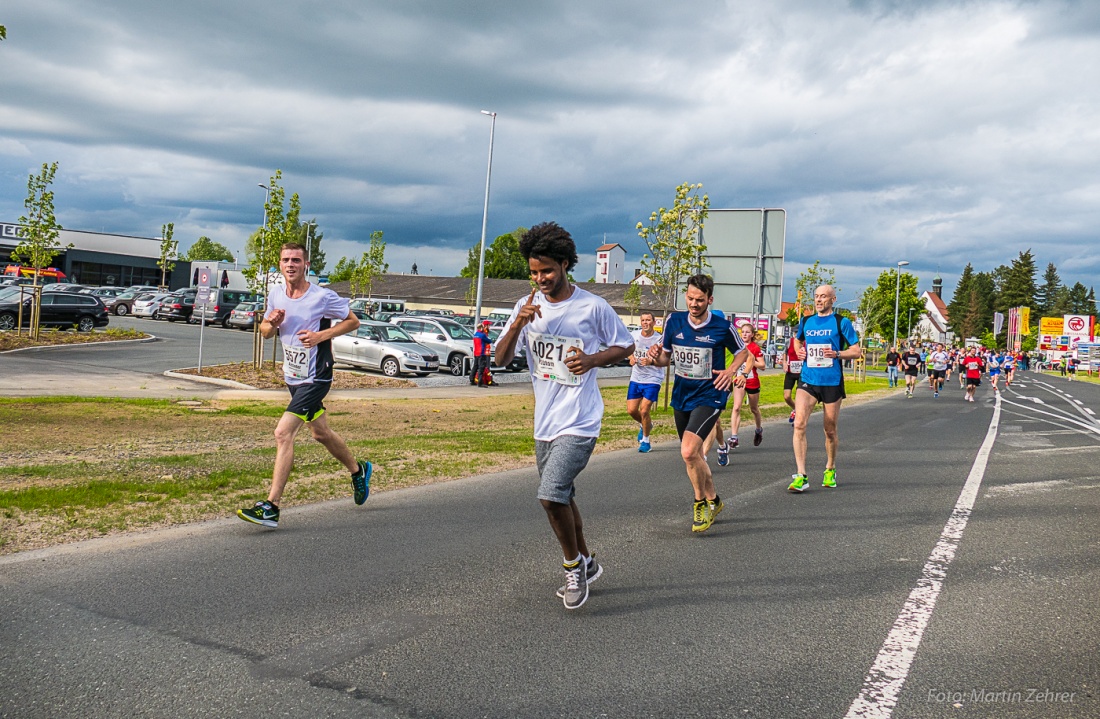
[624,282,643,325]
[784,261,838,325]
[1,25,6,40]
[12,162,68,287]
[946,263,973,336]
[1035,263,1062,315]
[858,268,921,344]
[157,223,177,289]
[12,161,69,338]
[181,236,235,262]
[637,182,709,316]
[995,249,1037,314]
[460,227,529,280]
[336,231,390,299]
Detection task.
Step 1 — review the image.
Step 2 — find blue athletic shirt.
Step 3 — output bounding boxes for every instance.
[661,311,745,411]
[796,313,860,387]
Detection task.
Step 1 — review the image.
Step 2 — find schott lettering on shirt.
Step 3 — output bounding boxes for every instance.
[804,329,833,337]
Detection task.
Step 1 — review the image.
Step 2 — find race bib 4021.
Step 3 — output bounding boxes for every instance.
[528,331,584,386]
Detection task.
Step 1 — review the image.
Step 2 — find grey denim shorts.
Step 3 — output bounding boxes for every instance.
[534,435,597,505]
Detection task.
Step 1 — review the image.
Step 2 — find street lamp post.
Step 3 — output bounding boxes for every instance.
[473,110,496,327]
[254,183,271,368]
[304,220,316,278]
[892,260,909,350]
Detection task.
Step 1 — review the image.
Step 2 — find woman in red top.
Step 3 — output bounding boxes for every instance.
[729,322,767,448]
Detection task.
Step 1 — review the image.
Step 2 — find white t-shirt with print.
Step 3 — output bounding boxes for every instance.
[629,329,665,386]
[502,286,633,441]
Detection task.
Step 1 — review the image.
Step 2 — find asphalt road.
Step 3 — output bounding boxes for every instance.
[0,374,1097,718]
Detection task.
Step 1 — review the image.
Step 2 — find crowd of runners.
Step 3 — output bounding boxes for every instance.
[235,224,1068,613]
[884,342,1036,400]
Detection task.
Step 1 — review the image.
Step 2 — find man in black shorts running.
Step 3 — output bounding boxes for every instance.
[237,242,372,528]
[900,343,921,398]
[648,275,752,532]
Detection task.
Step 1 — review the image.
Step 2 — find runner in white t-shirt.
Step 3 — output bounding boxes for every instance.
[237,242,371,529]
[494,222,634,611]
[627,311,664,454]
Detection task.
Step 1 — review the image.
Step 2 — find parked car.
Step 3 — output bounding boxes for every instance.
[132,292,175,319]
[41,283,95,294]
[333,320,440,377]
[0,291,110,332]
[88,287,127,300]
[159,295,196,322]
[193,289,263,327]
[126,285,161,294]
[225,301,263,331]
[487,327,527,372]
[390,315,475,376]
[103,291,140,316]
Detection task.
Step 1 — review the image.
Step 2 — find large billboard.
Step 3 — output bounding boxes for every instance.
[686,208,786,317]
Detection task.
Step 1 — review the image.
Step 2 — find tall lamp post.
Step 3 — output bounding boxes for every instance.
[304,220,316,278]
[907,307,917,343]
[473,110,496,326]
[892,260,909,350]
[254,183,271,368]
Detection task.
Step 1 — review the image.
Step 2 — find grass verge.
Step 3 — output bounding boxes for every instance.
[0,376,889,554]
[0,327,147,352]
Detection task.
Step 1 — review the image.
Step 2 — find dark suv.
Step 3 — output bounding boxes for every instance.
[193,289,264,327]
[159,295,195,322]
[0,290,110,332]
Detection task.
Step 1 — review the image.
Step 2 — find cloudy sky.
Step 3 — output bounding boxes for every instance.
[2,0,1099,306]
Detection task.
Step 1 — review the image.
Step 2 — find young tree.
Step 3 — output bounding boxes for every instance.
[157,222,177,289]
[13,162,67,286]
[348,231,389,299]
[12,161,69,337]
[181,236,235,262]
[243,170,301,294]
[784,261,838,325]
[637,182,709,317]
[460,227,529,280]
[624,282,643,325]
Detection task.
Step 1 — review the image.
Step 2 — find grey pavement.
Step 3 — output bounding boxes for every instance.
[1,373,1097,717]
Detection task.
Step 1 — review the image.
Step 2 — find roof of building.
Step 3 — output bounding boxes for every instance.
[595,243,625,252]
[923,290,950,320]
[327,274,664,314]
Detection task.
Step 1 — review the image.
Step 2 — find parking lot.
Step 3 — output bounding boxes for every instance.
[2,314,632,388]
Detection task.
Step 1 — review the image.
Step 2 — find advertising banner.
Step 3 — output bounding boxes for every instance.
[1040,317,1064,335]
[1064,314,1094,340]
[732,314,771,343]
[1019,307,1030,334]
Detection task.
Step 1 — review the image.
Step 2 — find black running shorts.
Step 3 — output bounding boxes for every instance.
[286,381,331,422]
[783,371,800,391]
[674,406,723,441]
[797,380,846,405]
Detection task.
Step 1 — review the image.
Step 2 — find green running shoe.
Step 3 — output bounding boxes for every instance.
[823,468,837,488]
[352,460,372,505]
[788,474,808,493]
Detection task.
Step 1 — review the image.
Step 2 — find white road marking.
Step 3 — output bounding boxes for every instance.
[844,394,1002,719]
[1087,408,1096,416]
[1073,399,1084,406]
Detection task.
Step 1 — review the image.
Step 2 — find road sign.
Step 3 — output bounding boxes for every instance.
[197,268,212,289]
[692,208,786,317]
[195,286,213,308]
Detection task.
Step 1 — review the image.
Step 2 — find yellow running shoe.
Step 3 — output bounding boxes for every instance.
[691,500,714,533]
[823,468,837,488]
[788,474,808,493]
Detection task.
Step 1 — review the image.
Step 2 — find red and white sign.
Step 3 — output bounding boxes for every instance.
[1063,314,1094,341]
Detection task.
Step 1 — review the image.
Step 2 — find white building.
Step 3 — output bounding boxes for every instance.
[914,275,953,344]
[594,243,625,284]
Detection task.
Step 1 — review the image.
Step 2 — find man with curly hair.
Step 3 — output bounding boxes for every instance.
[494,222,634,610]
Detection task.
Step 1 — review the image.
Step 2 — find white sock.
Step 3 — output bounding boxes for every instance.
[564,553,584,567]
[642,435,650,442]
